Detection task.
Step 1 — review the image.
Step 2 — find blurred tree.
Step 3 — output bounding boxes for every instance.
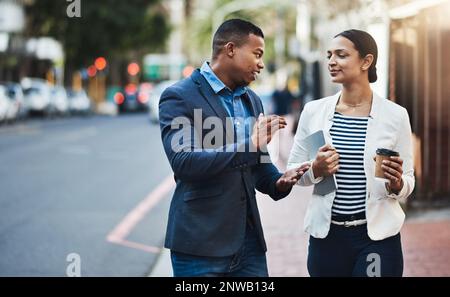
[186,0,296,67]
[23,0,171,84]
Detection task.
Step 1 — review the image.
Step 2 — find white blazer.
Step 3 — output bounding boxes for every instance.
[287,91,415,240]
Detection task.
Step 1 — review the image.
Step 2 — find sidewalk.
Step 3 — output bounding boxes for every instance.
[261,126,450,277]
[149,123,450,277]
[258,184,450,277]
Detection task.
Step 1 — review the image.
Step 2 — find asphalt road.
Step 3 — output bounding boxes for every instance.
[0,114,173,276]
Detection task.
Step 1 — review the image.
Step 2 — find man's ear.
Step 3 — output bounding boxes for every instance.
[224,42,236,58]
[361,54,374,71]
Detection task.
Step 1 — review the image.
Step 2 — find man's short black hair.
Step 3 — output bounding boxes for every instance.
[212,19,264,59]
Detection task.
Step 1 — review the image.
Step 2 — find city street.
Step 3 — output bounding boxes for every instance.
[1,0,450,279]
[0,115,172,276]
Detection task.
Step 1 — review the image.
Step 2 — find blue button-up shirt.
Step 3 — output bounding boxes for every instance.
[200,61,252,144]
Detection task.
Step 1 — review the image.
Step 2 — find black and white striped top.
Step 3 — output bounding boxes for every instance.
[330,112,369,219]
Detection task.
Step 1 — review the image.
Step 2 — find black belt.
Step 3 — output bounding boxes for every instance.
[331,212,366,223]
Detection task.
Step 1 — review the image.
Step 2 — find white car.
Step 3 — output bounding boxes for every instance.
[68,89,92,115]
[0,82,24,122]
[148,80,178,124]
[50,86,70,115]
[21,78,52,115]
[0,85,10,123]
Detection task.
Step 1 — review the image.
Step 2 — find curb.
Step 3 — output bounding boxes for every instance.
[148,248,172,277]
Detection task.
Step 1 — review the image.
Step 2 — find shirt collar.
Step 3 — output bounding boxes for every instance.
[200,61,247,96]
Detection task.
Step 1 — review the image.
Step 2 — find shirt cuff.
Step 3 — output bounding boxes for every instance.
[307,161,323,184]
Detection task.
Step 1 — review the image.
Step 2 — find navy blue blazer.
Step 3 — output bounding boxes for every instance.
[159,69,290,257]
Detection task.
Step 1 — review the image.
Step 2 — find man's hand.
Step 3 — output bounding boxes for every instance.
[251,113,287,150]
[311,144,339,178]
[276,163,311,192]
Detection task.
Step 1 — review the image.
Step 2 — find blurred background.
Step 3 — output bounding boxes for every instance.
[0,0,449,276]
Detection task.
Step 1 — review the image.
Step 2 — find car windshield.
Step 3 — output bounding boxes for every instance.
[24,87,41,95]
[68,90,85,97]
[52,87,64,94]
[7,89,16,98]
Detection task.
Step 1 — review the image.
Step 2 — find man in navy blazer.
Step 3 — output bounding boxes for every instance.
[159,19,310,277]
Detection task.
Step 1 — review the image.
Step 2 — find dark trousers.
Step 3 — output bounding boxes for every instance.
[170,222,268,277]
[307,223,403,277]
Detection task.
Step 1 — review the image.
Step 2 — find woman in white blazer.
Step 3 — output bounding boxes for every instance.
[287,29,414,277]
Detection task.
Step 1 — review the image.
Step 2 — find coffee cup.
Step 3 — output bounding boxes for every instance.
[375,148,399,178]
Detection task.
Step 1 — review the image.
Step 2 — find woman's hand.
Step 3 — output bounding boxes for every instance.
[381,156,404,193]
[311,144,340,178]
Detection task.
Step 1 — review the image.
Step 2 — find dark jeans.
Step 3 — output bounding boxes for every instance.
[307,223,403,277]
[170,222,268,277]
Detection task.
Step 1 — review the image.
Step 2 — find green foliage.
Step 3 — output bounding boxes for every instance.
[24,0,171,68]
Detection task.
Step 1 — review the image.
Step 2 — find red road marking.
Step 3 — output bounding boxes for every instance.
[106,174,175,253]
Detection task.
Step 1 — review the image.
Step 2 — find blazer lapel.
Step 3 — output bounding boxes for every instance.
[363,92,382,179]
[190,70,234,140]
[191,70,228,119]
[323,92,341,144]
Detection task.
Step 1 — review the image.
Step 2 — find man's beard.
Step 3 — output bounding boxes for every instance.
[235,77,249,88]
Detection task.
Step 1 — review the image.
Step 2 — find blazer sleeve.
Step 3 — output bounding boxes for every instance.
[251,152,289,200]
[159,88,258,182]
[287,102,323,186]
[386,108,415,202]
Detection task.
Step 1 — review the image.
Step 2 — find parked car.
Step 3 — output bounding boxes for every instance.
[67,89,92,115]
[21,78,52,116]
[50,86,70,116]
[115,83,149,113]
[137,82,153,107]
[148,80,178,123]
[0,81,25,122]
[0,85,10,123]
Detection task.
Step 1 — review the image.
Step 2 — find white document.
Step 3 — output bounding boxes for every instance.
[303,130,338,195]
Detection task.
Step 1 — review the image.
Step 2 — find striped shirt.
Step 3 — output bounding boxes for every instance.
[330,112,369,219]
